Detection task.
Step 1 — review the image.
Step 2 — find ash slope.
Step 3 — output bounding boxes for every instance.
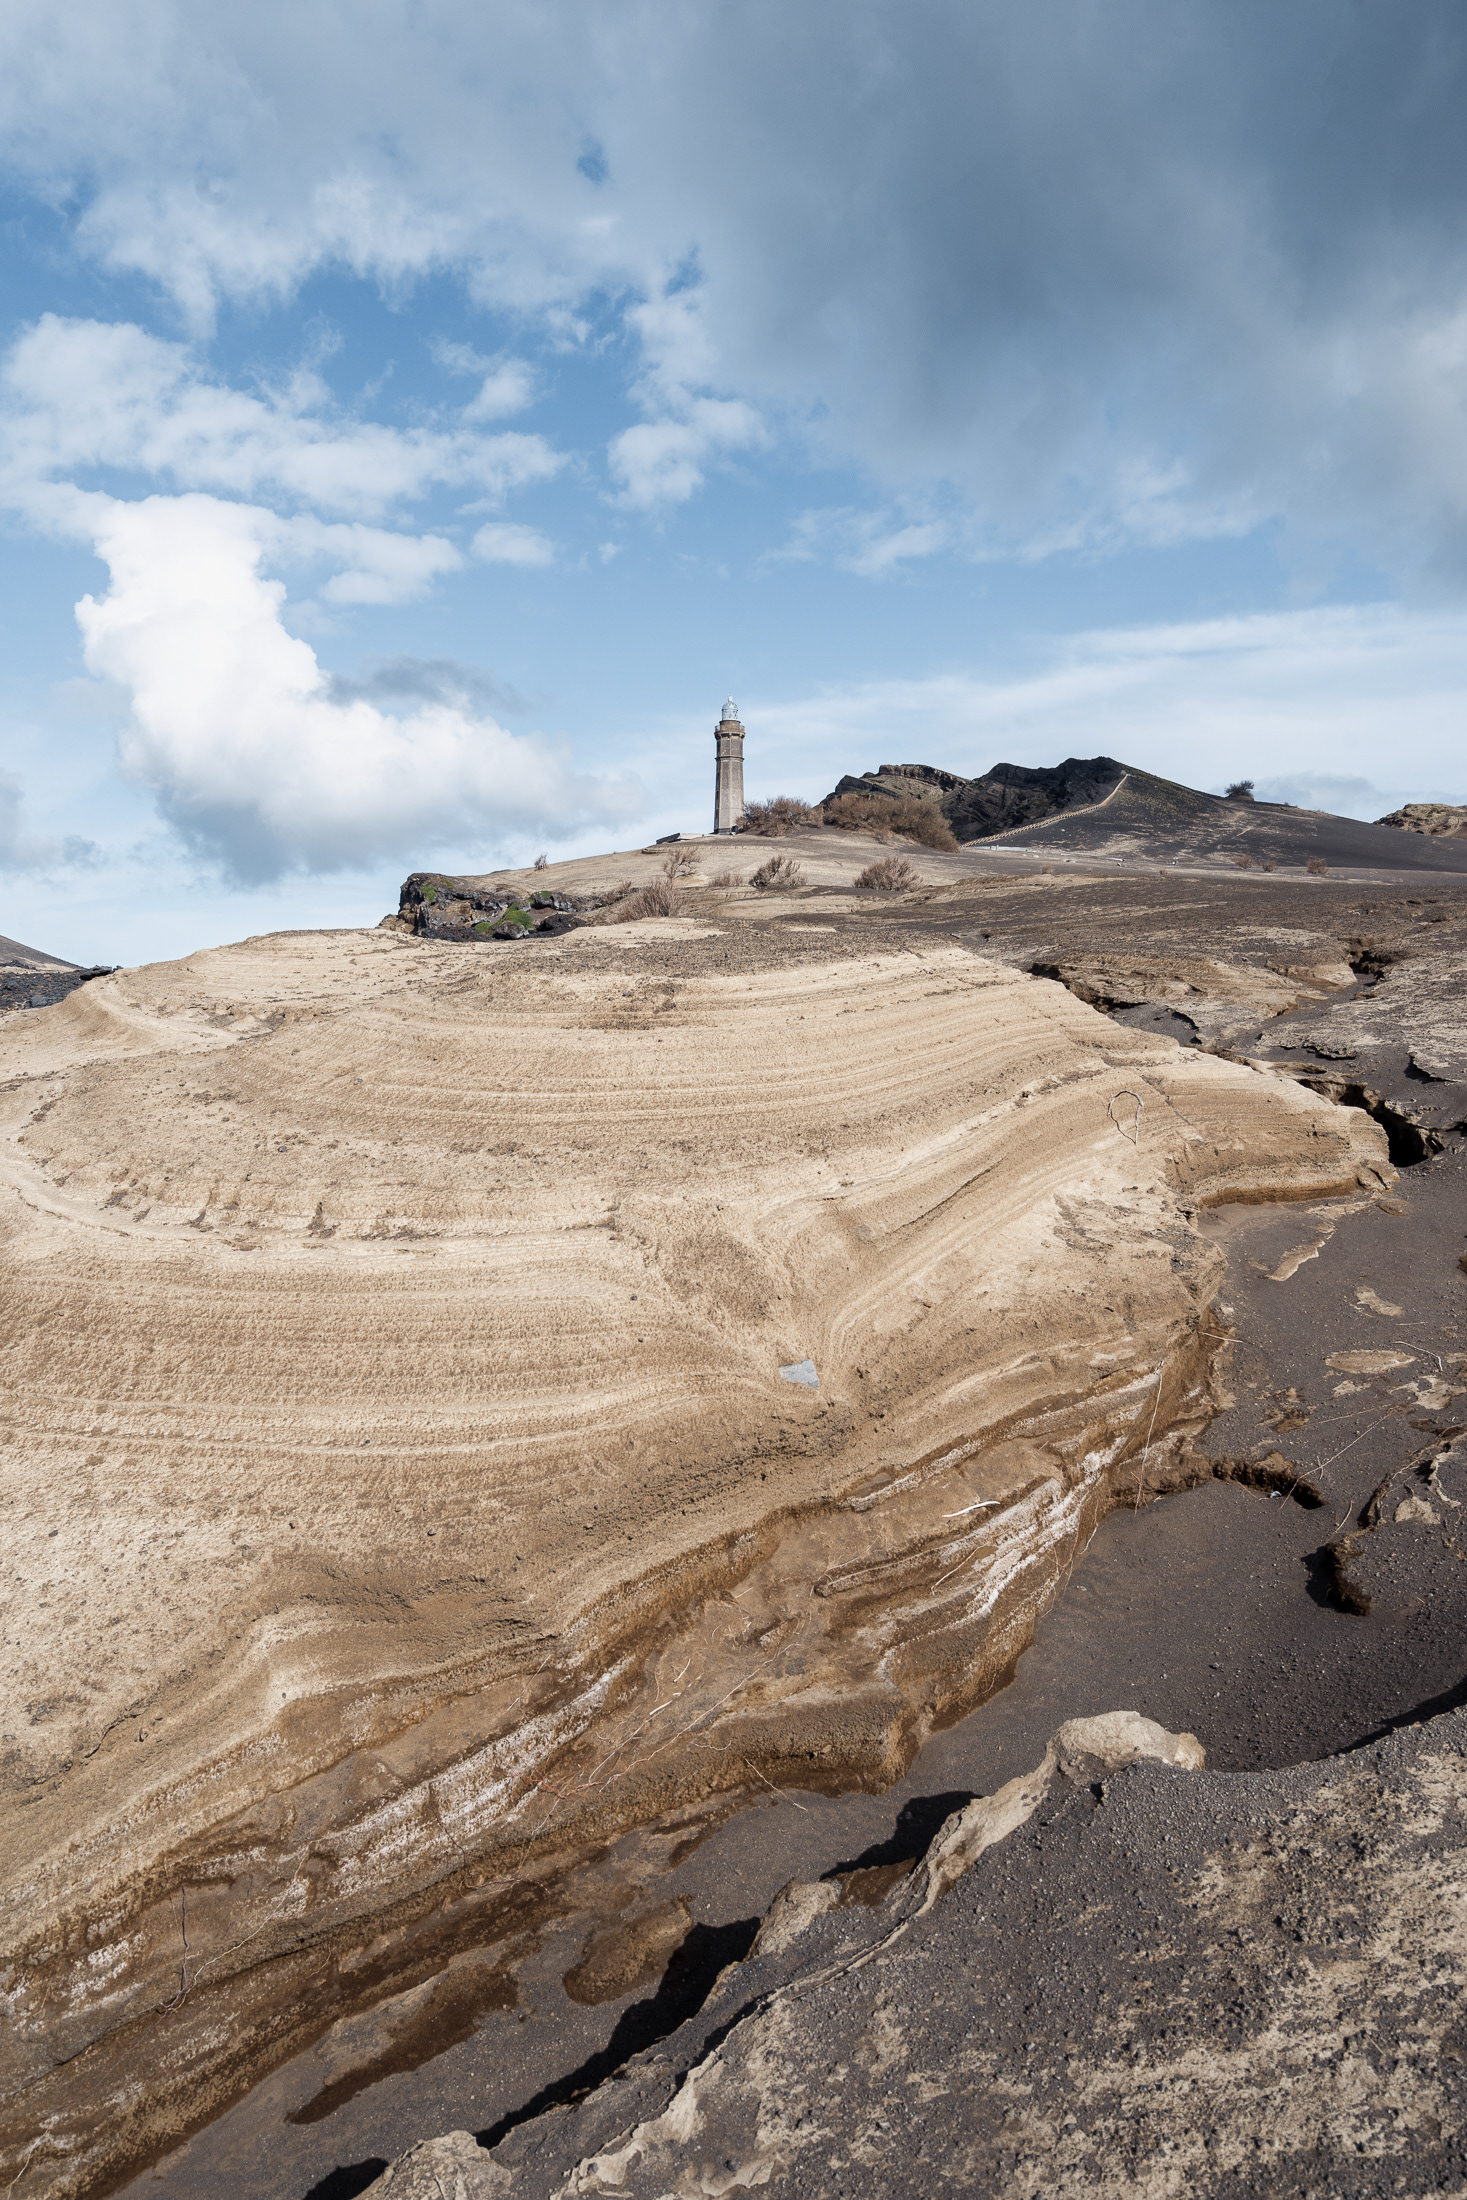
[0,933,78,970]
[825,755,1467,875]
[0,915,1383,2196]
[969,763,1467,874]
[386,1706,1467,2200]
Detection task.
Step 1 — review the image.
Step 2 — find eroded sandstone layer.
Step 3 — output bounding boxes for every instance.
[0,918,1387,2192]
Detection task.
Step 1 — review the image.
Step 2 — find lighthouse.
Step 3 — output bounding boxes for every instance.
[713,698,745,834]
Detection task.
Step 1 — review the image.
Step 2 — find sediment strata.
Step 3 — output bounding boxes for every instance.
[0,918,1386,2193]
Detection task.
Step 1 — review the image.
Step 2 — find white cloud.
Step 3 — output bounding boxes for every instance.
[430,339,539,420]
[775,507,953,577]
[0,315,563,519]
[464,361,538,421]
[280,518,462,604]
[606,287,769,509]
[609,397,766,509]
[471,521,555,566]
[3,7,1467,568]
[66,491,641,881]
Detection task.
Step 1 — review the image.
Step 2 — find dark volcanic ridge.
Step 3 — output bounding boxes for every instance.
[823,755,1127,840]
[822,755,1467,874]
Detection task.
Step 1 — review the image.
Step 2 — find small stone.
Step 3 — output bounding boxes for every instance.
[779,1358,819,1389]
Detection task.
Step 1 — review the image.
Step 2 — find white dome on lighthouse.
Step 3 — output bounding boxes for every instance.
[721,696,738,723]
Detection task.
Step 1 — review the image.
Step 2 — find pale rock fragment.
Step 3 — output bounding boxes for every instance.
[375,2130,509,2195]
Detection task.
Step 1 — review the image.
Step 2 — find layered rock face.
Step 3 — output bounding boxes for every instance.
[0,922,1387,2193]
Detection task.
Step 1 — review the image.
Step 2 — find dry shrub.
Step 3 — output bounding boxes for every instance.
[1306,857,1330,876]
[601,877,637,904]
[1233,853,1254,869]
[608,877,685,921]
[1260,858,1278,872]
[710,868,743,887]
[854,855,919,891]
[743,795,815,836]
[749,852,807,891]
[822,792,957,850]
[661,847,700,878]
[533,852,549,870]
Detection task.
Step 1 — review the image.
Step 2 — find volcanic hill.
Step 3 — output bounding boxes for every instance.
[823,755,1467,874]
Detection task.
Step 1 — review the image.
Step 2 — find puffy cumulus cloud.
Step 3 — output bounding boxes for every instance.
[69,492,642,881]
[0,315,563,519]
[749,604,1467,817]
[3,4,1467,568]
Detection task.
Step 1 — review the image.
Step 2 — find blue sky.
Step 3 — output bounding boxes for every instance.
[2,1,1466,965]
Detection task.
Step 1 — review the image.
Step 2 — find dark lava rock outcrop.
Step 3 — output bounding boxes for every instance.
[0,932,112,1016]
[387,873,589,940]
[822,757,1127,841]
[1378,801,1467,839]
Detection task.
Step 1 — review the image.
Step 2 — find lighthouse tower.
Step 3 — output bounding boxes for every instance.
[713,698,745,834]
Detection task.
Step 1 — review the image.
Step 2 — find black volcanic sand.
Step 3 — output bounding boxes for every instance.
[123,1126,1467,2200]
[967,761,1467,874]
[486,1709,1467,2199]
